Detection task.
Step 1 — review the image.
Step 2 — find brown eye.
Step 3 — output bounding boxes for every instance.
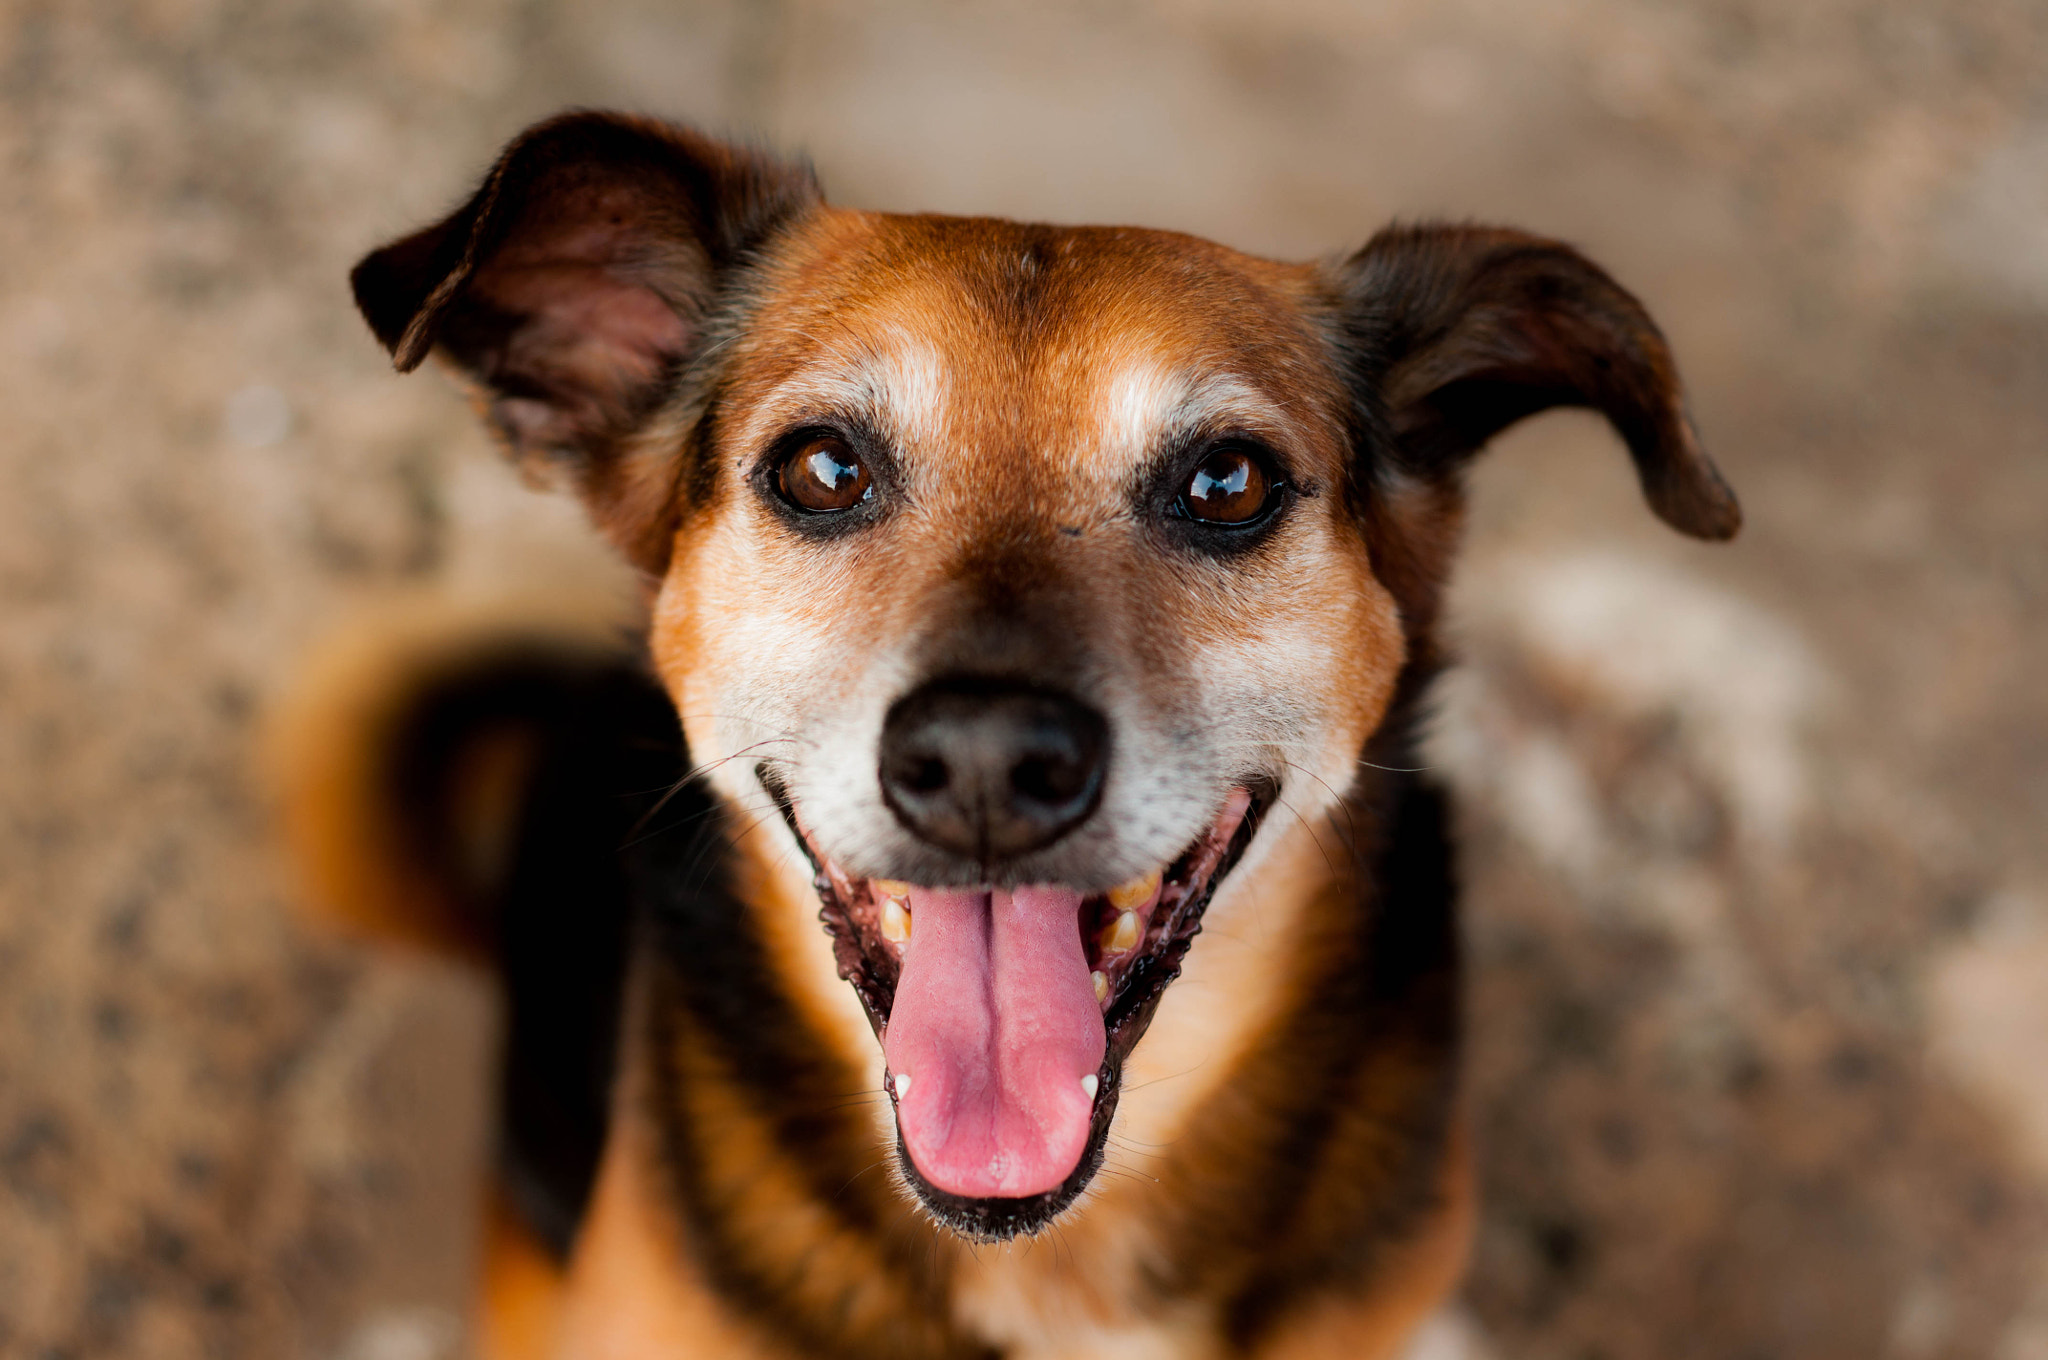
[1181,448,1273,525]
[777,436,871,513]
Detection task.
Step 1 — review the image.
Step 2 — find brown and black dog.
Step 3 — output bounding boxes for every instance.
[279,111,1739,1359]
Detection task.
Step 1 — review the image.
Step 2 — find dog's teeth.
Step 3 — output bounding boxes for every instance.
[881,895,912,943]
[893,1073,911,1099]
[873,879,913,899]
[1101,910,1140,954]
[1107,868,1161,911]
[1091,970,1109,1003]
[1081,1074,1099,1100]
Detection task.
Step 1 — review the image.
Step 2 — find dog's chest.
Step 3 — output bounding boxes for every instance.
[951,1273,1221,1360]
[941,1220,1224,1360]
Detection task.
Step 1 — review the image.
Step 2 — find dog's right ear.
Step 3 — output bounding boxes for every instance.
[351,112,819,573]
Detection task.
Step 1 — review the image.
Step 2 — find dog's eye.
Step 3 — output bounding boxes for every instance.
[777,436,872,514]
[1180,448,1274,525]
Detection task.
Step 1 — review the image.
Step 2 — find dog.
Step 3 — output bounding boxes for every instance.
[278,111,1739,1360]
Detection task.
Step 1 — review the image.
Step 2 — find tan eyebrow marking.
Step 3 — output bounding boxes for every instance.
[734,331,953,456]
[1095,357,1303,463]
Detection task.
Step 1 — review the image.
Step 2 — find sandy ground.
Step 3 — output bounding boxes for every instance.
[2,2,2046,1356]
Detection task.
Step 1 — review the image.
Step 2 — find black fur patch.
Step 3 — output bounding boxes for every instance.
[387,646,685,1257]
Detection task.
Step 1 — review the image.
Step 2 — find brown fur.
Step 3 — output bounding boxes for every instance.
[286,111,1739,1358]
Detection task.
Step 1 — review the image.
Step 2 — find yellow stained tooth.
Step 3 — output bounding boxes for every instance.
[1107,869,1161,911]
[1091,970,1109,1003]
[874,879,913,899]
[1101,911,1140,954]
[881,896,912,944]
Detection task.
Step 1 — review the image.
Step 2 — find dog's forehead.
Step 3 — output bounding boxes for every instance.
[726,210,1344,477]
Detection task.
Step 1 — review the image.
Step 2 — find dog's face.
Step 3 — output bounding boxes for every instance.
[355,113,1738,1237]
[667,215,1396,895]
[655,216,1405,1217]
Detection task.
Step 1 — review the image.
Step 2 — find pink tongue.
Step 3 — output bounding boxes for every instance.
[882,884,1105,1199]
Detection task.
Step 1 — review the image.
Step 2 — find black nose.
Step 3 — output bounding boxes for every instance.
[879,679,1109,862]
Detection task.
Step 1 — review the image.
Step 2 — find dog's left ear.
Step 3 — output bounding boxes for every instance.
[351,112,820,573]
[1332,223,1740,543]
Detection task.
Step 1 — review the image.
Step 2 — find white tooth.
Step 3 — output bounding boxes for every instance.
[1107,868,1161,911]
[1102,910,1140,953]
[874,879,913,899]
[1091,970,1109,1003]
[1081,1074,1099,1100]
[893,1073,912,1099]
[881,896,912,943]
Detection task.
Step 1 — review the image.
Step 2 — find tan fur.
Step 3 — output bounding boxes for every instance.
[508,958,1473,1360]
[552,1111,775,1360]
[517,1053,1472,1360]
[478,1189,570,1360]
[315,111,1738,1360]
[1250,1126,1475,1360]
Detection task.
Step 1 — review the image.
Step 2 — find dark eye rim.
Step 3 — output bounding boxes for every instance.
[1156,439,1297,551]
[751,422,895,536]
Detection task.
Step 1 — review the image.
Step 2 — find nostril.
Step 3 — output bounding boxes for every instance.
[905,757,949,794]
[1011,753,1083,806]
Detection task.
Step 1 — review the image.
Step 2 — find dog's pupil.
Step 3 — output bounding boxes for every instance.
[1184,450,1267,524]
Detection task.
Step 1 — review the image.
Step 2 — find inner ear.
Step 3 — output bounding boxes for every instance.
[351,113,820,573]
[1333,223,1740,542]
[433,233,703,458]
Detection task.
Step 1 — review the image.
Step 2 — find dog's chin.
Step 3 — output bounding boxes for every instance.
[760,769,1268,1241]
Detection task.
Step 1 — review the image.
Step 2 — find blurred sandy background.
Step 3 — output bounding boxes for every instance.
[3,1,2046,1356]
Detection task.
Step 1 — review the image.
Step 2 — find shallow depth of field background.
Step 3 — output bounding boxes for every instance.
[3,2,2047,1357]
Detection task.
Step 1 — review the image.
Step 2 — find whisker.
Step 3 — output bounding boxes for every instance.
[1106,1131,1179,1153]
[819,1091,890,1115]
[832,1154,892,1201]
[1359,756,1433,774]
[1276,758,1365,860]
[622,783,794,852]
[620,736,800,845]
[1118,1062,1206,1096]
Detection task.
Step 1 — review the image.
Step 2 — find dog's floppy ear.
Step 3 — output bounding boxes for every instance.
[1334,223,1740,541]
[351,112,820,572]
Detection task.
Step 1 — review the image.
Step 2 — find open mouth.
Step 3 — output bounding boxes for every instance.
[762,770,1266,1240]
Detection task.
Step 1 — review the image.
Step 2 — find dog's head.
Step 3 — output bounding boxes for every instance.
[354,113,1737,1238]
